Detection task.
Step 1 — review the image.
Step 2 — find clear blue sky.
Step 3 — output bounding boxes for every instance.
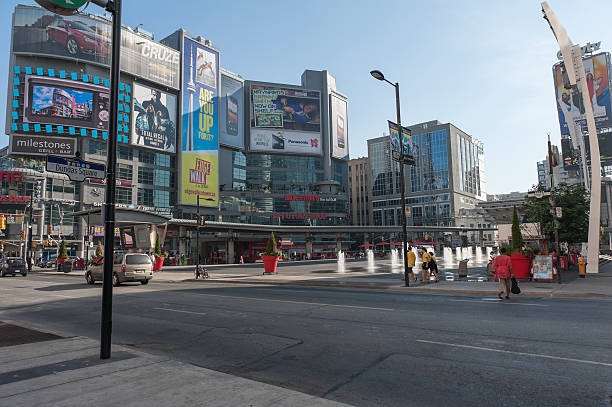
[2,0,612,194]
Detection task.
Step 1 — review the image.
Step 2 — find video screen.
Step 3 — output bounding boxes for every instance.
[31,85,94,121]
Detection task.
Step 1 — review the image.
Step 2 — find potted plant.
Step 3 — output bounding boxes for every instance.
[262,232,281,275]
[57,240,71,273]
[153,233,164,271]
[509,206,531,279]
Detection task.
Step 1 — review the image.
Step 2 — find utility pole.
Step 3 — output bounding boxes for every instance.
[548,135,562,284]
[196,195,200,271]
[27,187,34,273]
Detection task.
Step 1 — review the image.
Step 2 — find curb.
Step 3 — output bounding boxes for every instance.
[181,278,612,298]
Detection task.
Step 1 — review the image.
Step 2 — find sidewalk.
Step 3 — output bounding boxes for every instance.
[32,258,612,298]
[0,321,349,407]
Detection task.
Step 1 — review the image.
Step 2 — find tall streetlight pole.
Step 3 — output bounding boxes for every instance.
[542,2,601,274]
[370,70,410,287]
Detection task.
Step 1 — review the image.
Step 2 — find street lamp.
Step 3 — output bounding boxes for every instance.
[370,69,410,287]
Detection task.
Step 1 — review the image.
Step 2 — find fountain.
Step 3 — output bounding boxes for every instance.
[390,249,400,273]
[336,251,346,273]
[367,249,375,273]
[443,247,454,269]
[474,246,483,263]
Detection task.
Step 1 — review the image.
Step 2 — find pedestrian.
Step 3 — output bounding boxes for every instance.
[405,245,416,286]
[421,247,431,283]
[428,251,440,283]
[492,247,514,299]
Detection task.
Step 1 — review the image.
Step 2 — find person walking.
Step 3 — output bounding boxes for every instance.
[492,247,514,299]
[428,251,440,283]
[421,248,431,283]
[405,246,416,286]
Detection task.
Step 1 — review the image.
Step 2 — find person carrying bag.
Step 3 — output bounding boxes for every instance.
[492,247,514,299]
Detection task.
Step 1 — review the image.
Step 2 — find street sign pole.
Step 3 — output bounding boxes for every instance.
[100,0,121,360]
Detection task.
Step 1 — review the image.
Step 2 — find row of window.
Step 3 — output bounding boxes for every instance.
[88,140,174,168]
[115,187,174,207]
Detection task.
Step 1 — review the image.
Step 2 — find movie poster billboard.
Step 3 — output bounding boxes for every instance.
[553,53,612,135]
[220,72,244,149]
[330,93,348,159]
[250,129,321,155]
[23,75,110,131]
[180,36,219,207]
[251,85,320,133]
[388,121,416,164]
[12,5,180,88]
[131,82,177,153]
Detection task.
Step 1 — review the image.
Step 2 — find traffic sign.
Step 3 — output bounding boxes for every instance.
[46,155,106,182]
[556,207,563,218]
[34,0,88,16]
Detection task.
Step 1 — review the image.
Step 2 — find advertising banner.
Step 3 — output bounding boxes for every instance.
[12,6,180,88]
[330,93,348,159]
[10,134,76,156]
[132,82,177,153]
[220,73,244,149]
[553,53,612,135]
[23,75,110,131]
[532,255,554,281]
[250,129,321,155]
[251,85,321,133]
[180,36,219,207]
[388,121,416,164]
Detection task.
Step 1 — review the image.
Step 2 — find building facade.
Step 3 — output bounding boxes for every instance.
[348,157,371,226]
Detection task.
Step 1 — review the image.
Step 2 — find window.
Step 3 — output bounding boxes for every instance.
[88,139,106,156]
[138,167,154,185]
[154,169,170,187]
[155,154,171,167]
[154,190,170,207]
[116,187,132,204]
[138,150,155,165]
[117,164,132,181]
[137,188,154,206]
[118,146,133,160]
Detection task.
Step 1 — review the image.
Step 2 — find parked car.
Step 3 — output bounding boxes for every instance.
[43,259,57,269]
[0,258,28,277]
[46,18,111,58]
[85,253,153,286]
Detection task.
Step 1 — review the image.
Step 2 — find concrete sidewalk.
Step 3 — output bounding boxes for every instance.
[0,321,349,407]
[32,258,612,298]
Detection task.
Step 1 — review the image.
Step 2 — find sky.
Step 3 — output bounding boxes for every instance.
[2,0,612,194]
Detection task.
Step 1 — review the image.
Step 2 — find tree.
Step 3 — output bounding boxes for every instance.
[511,206,523,252]
[154,233,162,258]
[264,232,280,256]
[95,242,103,259]
[521,183,589,246]
[58,240,68,260]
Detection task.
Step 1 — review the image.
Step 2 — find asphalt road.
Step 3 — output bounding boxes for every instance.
[1,274,611,406]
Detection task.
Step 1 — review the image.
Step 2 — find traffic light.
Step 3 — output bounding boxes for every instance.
[21,229,26,239]
[48,225,53,235]
[0,216,5,230]
[32,241,37,248]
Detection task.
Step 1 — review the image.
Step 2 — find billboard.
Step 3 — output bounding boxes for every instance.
[553,53,612,135]
[132,82,177,153]
[10,134,76,156]
[250,85,321,133]
[12,6,180,88]
[180,36,219,207]
[330,93,348,159]
[220,73,244,149]
[388,121,416,164]
[23,75,110,131]
[250,129,321,155]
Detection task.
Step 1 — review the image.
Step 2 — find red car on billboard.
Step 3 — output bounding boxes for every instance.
[46,19,110,59]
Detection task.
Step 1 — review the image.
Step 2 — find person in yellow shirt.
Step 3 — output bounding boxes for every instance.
[421,248,431,283]
[405,245,416,286]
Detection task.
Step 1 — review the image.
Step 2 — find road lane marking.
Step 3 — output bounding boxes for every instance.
[416,339,612,368]
[190,293,394,311]
[153,307,207,316]
[451,299,549,307]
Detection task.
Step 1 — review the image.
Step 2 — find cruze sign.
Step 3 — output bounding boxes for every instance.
[0,172,23,182]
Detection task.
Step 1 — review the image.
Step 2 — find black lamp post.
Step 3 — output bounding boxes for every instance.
[370,70,410,287]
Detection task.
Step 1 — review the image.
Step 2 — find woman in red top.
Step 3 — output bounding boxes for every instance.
[492,247,514,299]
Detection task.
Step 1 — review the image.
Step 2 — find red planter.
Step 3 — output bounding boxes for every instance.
[153,257,164,271]
[262,256,278,274]
[510,253,532,279]
[57,258,68,264]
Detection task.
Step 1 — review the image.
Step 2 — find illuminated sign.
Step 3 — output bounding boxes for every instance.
[0,172,23,182]
[272,213,327,220]
[284,195,320,201]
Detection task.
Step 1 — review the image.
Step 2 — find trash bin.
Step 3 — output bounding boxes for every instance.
[560,256,568,270]
[458,259,469,278]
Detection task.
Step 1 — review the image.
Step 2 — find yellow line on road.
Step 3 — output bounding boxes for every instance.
[190,293,394,311]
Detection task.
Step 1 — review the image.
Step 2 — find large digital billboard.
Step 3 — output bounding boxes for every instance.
[23,75,110,131]
[220,72,244,149]
[12,5,180,88]
[180,36,219,207]
[330,93,348,159]
[553,53,612,135]
[132,82,177,153]
[249,84,321,155]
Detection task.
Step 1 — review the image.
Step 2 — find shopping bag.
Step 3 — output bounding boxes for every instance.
[510,277,521,294]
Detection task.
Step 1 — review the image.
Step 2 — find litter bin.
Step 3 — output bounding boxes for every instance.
[559,256,568,270]
[458,259,469,278]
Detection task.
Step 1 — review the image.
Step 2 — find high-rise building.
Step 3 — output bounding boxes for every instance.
[348,157,371,226]
[367,120,486,233]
